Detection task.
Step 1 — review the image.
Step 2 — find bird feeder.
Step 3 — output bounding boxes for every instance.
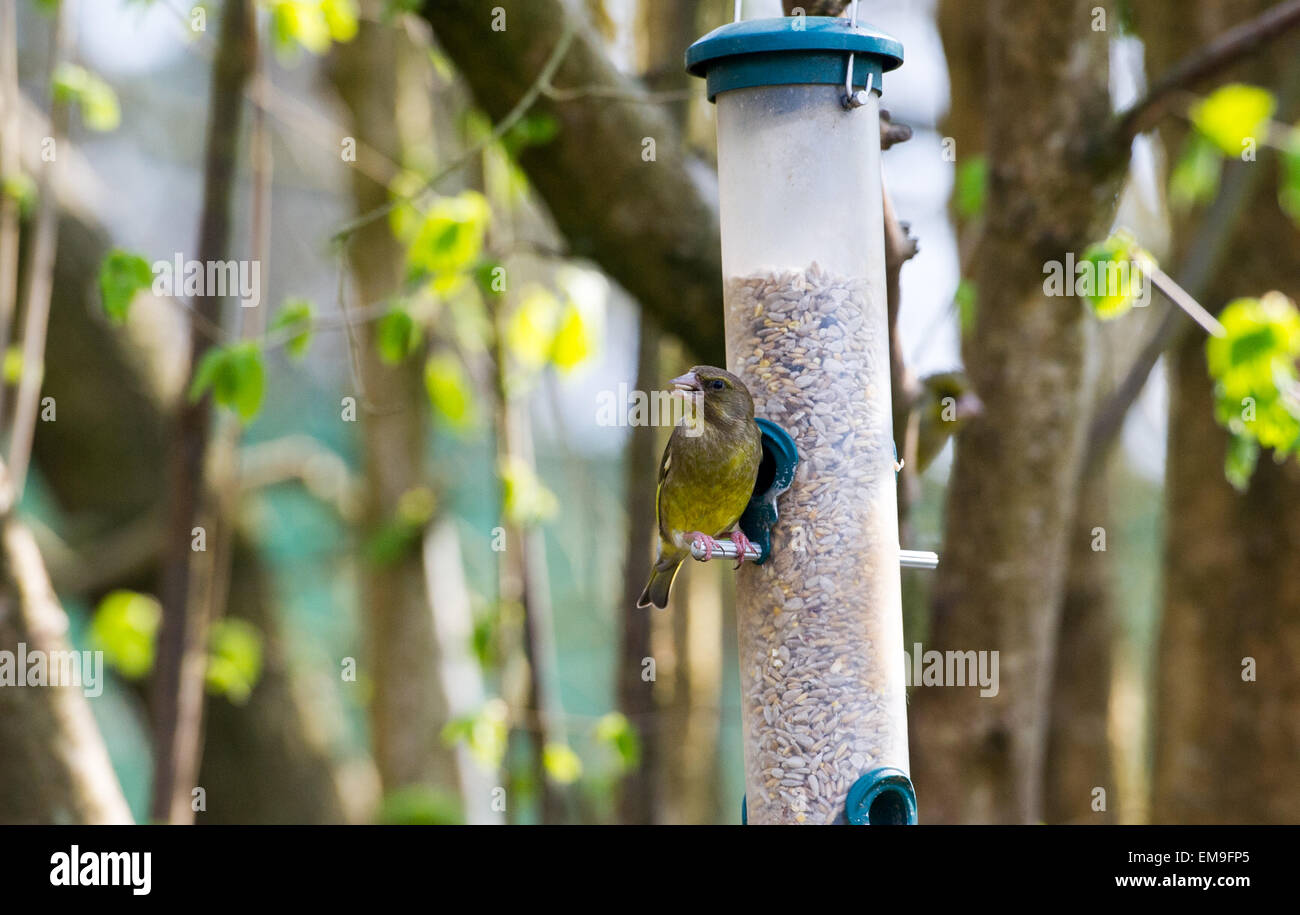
[687,5,914,824]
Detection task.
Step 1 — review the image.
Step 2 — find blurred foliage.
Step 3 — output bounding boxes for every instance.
[377,785,464,825]
[403,190,491,284]
[376,305,423,364]
[1281,127,1300,227]
[363,486,436,566]
[1173,85,1299,231]
[270,298,315,360]
[267,0,358,57]
[542,742,582,785]
[91,590,162,680]
[91,591,263,703]
[499,455,557,526]
[3,345,22,384]
[954,155,987,222]
[97,249,154,325]
[52,63,120,131]
[189,342,266,423]
[955,279,976,335]
[1190,83,1275,157]
[2,171,36,218]
[424,352,476,431]
[500,112,561,159]
[1169,133,1221,211]
[442,699,509,771]
[1206,292,1300,487]
[205,618,264,704]
[593,712,640,774]
[1078,229,1149,320]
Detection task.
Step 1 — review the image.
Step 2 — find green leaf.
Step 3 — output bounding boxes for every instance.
[549,301,595,372]
[1280,126,1300,227]
[270,298,314,359]
[505,286,561,370]
[499,454,557,526]
[188,342,266,423]
[441,699,509,770]
[1078,229,1147,320]
[1,171,36,218]
[1169,133,1221,211]
[954,279,976,334]
[2,346,21,384]
[52,63,120,131]
[91,590,162,679]
[542,743,582,785]
[594,712,641,773]
[377,786,463,825]
[363,487,435,566]
[1224,433,1261,492]
[1190,83,1275,157]
[405,190,491,282]
[501,112,560,157]
[98,249,154,324]
[424,353,475,430]
[954,156,987,222]
[270,0,332,55]
[376,306,422,364]
[1206,293,1300,464]
[321,0,359,42]
[205,618,263,704]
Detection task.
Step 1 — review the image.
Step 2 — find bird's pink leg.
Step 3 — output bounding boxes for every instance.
[687,532,720,561]
[730,529,756,568]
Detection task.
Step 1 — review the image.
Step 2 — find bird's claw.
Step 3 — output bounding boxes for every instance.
[688,532,720,561]
[730,530,756,568]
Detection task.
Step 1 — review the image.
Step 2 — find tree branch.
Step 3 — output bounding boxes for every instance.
[152,0,255,825]
[419,0,726,362]
[1111,0,1300,147]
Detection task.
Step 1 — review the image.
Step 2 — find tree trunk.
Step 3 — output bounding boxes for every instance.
[1148,0,1300,824]
[0,513,132,824]
[908,0,1113,824]
[330,5,466,809]
[23,93,349,825]
[1044,459,1117,823]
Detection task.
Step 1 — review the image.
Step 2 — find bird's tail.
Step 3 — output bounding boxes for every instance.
[636,558,684,609]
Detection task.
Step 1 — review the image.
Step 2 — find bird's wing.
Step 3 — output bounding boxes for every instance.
[654,431,674,545]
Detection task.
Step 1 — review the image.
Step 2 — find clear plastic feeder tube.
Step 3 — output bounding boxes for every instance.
[718,82,908,824]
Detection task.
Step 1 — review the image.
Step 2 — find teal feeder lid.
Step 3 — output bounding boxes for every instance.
[686,16,903,102]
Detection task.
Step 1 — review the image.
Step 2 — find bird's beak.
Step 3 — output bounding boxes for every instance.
[670,371,702,398]
[956,391,984,421]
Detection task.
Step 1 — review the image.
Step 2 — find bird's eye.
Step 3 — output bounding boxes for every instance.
[710,379,726,391]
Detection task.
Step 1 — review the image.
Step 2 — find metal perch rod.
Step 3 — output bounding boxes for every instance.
[690,537,938,569]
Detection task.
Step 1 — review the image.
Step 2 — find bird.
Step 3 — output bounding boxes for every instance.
[783,0,852,17]
[636,366,763,610]
[906,371,983,473]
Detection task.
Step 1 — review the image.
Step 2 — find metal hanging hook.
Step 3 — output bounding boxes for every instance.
[842,0,873,108]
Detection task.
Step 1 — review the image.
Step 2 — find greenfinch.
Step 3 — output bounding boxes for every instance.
[636,366,763,610]
[907,370,983,473]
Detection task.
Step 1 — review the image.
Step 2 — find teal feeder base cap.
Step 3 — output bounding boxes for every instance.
[845,767,918,825]
[686,16,903,102]
[739,417,799,565]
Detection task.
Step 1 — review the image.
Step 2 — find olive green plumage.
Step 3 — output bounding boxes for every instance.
[637,366,762,610]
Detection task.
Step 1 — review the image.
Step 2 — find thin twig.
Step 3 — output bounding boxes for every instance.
[540,83,691,104]
[328,17,578,245]
[7,0,74,499]
[0,0,21,429]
